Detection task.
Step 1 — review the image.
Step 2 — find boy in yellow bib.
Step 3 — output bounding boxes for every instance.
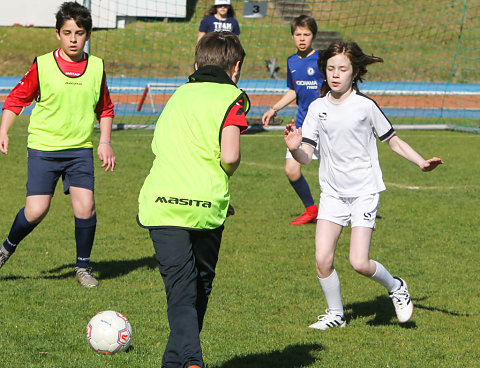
[0,2,116,288]
[138,32,249,368]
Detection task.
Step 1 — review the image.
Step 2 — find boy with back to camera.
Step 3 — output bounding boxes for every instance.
[137,32,249,368]
[0,2,115,288]
[262,15,323,225]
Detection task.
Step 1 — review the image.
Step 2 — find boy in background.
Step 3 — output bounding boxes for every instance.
[0,1,115,288]
[137,32,249,368]
[262,15,323,225]
[198,0,240,41]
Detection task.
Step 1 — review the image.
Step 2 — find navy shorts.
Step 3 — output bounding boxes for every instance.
[26,153,95,196]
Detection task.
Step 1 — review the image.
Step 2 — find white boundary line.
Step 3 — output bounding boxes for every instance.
[128,83,480,95]
[384,182,478,190]
[96,123,480,134]
[4,83,480,95]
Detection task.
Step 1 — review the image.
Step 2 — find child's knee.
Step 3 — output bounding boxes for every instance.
[285,166,299,180]
[24,204,50,224]
[315,256,334,277]
[349,257,370,275]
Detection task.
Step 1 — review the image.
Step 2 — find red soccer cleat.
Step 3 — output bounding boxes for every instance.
[289,204,318,225]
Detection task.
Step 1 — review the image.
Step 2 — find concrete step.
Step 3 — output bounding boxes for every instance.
[274,0,312,20]
[313,31,342,50]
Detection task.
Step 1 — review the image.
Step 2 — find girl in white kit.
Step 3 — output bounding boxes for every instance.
[284,41,443,329]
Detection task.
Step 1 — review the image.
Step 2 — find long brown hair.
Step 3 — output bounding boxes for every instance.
[204,5,235,18]
[318,41,383,97]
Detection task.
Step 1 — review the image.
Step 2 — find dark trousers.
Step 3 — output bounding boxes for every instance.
[150,226,223,368]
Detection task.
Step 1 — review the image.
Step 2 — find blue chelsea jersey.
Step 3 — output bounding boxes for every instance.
[287,50,323,128]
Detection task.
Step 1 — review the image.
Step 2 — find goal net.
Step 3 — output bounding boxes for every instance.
[86,0,480,127]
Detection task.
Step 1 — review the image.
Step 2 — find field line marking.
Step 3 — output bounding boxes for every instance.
[241,160,282,171]
[242,134,282,137]
[240,164,478,190]
[385,182,477,190]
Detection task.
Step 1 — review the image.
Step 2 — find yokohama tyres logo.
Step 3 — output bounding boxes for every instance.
[155,196,212,208]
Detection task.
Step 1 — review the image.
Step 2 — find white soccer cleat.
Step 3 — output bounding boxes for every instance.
[308,309,346,330]
[75,266,99,288]
[0,245,12,270]
[389,277,413,323]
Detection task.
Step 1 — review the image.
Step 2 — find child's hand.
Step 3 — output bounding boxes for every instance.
[227,204,235,217]
[262,108,276,127]
[0,133,8,155]
[421,157,444,172]
[97,143,116,172]
[284,124,302,152]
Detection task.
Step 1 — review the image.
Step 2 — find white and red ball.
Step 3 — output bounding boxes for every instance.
[86,311,132,354]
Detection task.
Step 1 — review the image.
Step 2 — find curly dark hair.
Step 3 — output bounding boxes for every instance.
[55,1,92,32]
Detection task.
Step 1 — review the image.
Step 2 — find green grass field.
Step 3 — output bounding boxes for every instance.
[0,117,479,367]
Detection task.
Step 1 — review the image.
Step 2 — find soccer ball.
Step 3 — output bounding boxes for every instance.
[86,311,132,354]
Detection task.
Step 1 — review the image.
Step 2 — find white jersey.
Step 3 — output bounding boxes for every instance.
[301,90,395,197]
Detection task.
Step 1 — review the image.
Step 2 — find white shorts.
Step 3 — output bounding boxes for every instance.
[285,147,319,160]
[317,192,380,228]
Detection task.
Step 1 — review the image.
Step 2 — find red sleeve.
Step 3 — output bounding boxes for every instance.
[2,62,39,115]
[223,97,248,133]
[95,72,115,120]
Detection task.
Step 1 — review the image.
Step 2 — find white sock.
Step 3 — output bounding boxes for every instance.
[370,261,401,292]
[318,269,344,316]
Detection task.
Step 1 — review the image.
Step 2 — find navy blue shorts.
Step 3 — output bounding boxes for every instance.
[26,153,95,196]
